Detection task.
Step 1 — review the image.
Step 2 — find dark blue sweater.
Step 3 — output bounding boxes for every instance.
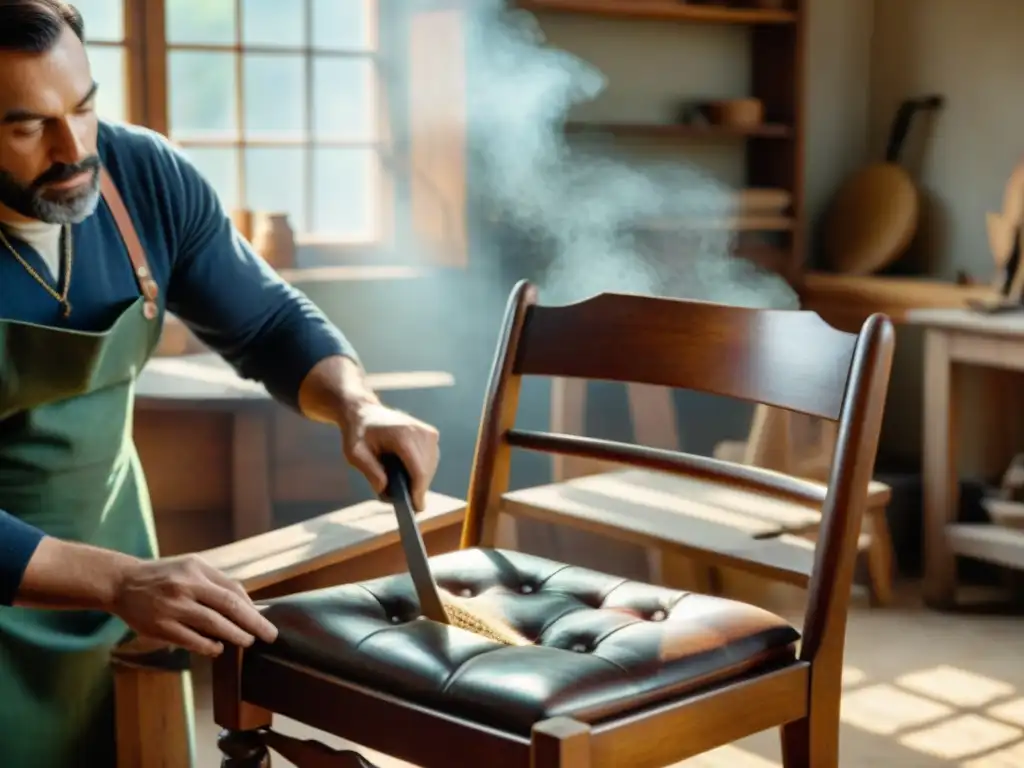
[0,121,357,604]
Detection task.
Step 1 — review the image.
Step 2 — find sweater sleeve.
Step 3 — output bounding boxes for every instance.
[159,144,359,410]
[0,511,45,606]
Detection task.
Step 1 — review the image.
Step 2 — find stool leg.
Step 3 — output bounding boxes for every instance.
[531,717,591,768]
[218,729,271,768]
[865,505,895,607]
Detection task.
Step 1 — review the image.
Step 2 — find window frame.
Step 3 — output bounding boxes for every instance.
[94,0,469,268]
[112,0,404,262]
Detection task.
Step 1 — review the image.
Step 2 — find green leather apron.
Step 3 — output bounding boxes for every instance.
[0,170,179,767]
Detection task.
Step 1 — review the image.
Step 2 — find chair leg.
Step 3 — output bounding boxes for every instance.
[780,717,811,768]
[780,698,840,768]
[112,645,194,767]
[530,717,592,768]
[218,729,271,767]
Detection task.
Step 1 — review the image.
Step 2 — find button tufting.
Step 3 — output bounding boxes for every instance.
[258,547,803,737]
[460,589,473,598]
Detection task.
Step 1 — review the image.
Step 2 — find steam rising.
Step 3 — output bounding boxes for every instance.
[458,0,798,309]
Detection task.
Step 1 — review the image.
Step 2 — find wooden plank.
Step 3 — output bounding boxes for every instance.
[518,0,797,25]
[501,469,886,589]
[138,354,455,405]
[906,308,1024,338]
[800,274,991,328]
[947,523,1024,571]
[199,492,466,594]
[505,469,827,537]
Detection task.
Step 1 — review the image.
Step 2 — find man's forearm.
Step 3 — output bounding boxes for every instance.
[297,355,381,429]
[16,537,137,612]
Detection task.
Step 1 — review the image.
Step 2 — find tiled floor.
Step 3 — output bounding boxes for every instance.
[193,587,1024,767]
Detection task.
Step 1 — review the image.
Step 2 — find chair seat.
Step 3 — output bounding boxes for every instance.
[253,548,801,734]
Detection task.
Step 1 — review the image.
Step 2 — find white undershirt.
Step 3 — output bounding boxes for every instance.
[2,220,62,282]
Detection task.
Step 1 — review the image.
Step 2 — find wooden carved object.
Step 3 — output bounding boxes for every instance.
[987,160,1024,276]
[976,159,1024,311]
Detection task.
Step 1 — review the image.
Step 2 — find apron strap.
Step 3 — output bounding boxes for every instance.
[99,168,160,320]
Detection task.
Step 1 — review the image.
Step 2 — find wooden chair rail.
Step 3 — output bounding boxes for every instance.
[505,429,836,509]
[224,651,810,768]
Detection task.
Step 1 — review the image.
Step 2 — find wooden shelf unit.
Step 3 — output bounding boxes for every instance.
[521,0,808,280]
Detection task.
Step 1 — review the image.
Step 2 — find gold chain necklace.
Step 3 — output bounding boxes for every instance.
[0,224,74,317]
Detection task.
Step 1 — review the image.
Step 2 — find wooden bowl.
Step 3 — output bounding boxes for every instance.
[706,98,764,128]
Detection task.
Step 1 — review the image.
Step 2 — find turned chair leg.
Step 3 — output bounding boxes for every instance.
[530,717,592,768]
[219,729,271,768]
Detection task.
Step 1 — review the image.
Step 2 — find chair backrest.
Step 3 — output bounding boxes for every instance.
[461,280,895,664]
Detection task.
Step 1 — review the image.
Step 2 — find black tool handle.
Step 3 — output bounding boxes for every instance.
[380,454,449,624]
[885,94,945,163]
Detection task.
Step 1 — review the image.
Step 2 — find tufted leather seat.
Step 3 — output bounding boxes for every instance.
[254,548,800,734]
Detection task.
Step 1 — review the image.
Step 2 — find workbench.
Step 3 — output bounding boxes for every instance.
[908,308,1024,608]
[135,354,454,554]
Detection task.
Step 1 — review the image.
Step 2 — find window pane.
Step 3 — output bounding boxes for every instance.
[169,52,238,139]
[311,149,376,240]
[313,58,374,142]
[86,46,126,122]
[75,0,124,42]
[167,0,235,45]
[312,0,373,51]
[245,148,305,231]
[181,147,240,212]
[243,55,305,139]
[242,0,305,48]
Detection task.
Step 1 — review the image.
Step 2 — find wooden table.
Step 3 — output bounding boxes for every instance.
[136,354,454,550]
[908,308,1024,607]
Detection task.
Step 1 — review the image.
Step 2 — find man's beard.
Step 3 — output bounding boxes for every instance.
[0,156,102,225]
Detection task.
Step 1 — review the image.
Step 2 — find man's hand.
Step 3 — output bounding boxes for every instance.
[342,403,440,511]
[112,554,278,657]
[18,539,278,657]
[297,356,442,511]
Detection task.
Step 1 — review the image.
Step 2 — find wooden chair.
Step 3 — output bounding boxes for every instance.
[112,493,468,766]
[212,280,895,768]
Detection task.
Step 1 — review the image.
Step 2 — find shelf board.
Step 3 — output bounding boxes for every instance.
[276,265,425,283]
[518,0,797,25]
[638,215,794,232]
[799,273,995,328]
[948,523,1024,571]
[565,121,792,140]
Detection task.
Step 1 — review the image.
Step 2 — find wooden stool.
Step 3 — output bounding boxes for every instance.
[713,405,895,606]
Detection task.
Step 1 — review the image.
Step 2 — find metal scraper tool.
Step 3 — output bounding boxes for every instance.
[379,454,450,624]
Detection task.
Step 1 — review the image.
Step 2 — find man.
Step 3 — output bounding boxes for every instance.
[0,1,441,763]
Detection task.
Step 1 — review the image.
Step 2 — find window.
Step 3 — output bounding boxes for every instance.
[76,0,468,266]
[163,0,384,244]
[75,0,130,122]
